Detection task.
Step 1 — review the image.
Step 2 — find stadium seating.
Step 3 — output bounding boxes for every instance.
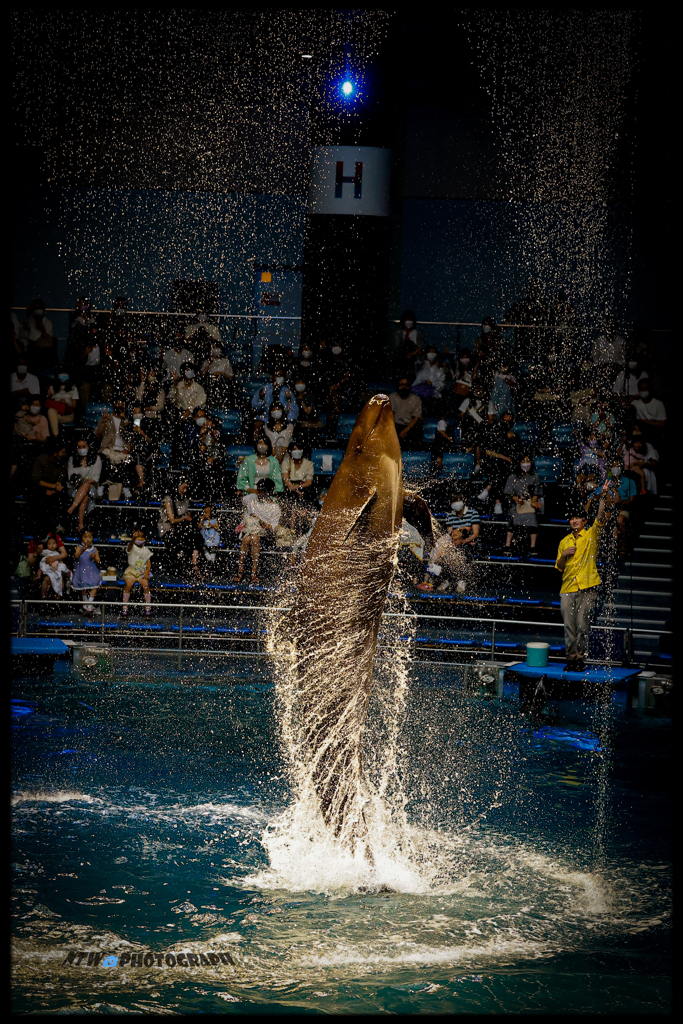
[401,450,431,483]
[211,409,242,437]
[512,421,540,447]
[551,422,576,448]
[441,452,475,479]
[534,455,562,483]
[225,445,256,472]
[311,448,344,475]
[336,414,357,439]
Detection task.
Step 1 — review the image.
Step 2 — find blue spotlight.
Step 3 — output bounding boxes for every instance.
[341,80,354,97]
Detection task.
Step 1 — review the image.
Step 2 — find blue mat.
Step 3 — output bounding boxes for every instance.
[12,637,70,656]
[504,662,640,683]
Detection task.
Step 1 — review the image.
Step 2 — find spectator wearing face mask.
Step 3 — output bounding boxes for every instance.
[129,405,160,493]
[263,401,295,462]
[613,359,648,402]
[21,299,56,374]
[451,349,475,404]
[162,331,194,384]
[11,360,40,399]
[444,494,480,552]
[622,435,659,494]
[321,342,350,440]
[472,413,518,513]
[411,345,447,413]
[589,399,616,443]
[45,368,79,437]
[250,372,299,440]
[281,442,315,503]
[236,437,284,494]
[168,363,207,413]
[295,343,322,388]
[234,478,281,585]
[193,411,225,500]
[394,310,424,380]
[591,465,637,557]
[575,431,606,494]
[30,441,70,532]
[122,530,153,617]
[503,456,544,554]
[200,343,234,405]
[135,369,165,418]
[631,379,666,442]
[389,378,423,449]
[592,315,626,375]
[291,378,322,437]
[457,385,488,447]
[94,398,132,500]
[431,417,460,475]
[487,364,517,423]
[11,398,50,487]
[66,439,102,531]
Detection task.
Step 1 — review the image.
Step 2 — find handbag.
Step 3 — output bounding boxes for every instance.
[454,380,472,397]
[45,399,68,415]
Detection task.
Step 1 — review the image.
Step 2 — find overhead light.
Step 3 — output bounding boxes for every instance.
[341,81,353,96]
[301,53,313,59]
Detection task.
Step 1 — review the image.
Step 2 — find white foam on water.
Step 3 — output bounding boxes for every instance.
[11,790,102,807]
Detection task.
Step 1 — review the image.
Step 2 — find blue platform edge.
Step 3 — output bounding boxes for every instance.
[504,661,640,683]
[12,637,71,656]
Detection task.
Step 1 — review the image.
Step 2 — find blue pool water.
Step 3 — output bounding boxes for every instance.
[11,652,671,1014]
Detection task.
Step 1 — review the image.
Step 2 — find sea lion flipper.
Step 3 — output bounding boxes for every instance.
[402,489,436,545]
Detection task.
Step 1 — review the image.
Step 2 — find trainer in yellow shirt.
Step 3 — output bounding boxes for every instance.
[555,496,610,672]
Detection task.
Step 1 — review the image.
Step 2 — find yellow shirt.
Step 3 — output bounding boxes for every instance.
[555,522,602,594]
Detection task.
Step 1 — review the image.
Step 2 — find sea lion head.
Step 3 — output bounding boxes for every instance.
[345,394,400,465]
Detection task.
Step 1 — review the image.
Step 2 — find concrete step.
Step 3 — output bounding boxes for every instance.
[644,520,672,526]
[606,602,670,612]
[599,616,667,628]
[638,534,673,541]
[616,576,672,584]
[613,588,672,599]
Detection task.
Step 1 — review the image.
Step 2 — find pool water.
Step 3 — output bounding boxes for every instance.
[12,652,671,1015]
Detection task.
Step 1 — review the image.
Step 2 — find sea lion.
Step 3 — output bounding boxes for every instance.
[273,394,434,853]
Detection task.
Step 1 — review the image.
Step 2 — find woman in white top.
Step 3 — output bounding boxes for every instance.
[612,361,648,401]
[264,402,295,461]
[412,345,447,400]
[281,440,315,531]
[66,440,102,531]
[46,368,79,437]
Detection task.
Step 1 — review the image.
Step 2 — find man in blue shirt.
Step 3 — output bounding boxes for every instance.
[594,466,637,556]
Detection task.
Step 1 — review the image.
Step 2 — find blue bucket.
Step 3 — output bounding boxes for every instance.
[526,642,549,667]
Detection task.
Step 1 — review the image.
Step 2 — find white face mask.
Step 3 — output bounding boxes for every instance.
[639,390,649,399]
[256,445,268,455]
[17,365,27,375]
[211,347,221,356]
[197,313,207,322]
[460,356,470,365]
[301,349,312,359]
[29,405,41,414]
[271,410,283,420]
[195,417,205,426]
[135,539,145,546]
[611,466,622,478]
[521,462,532,472]
[78,448,88,457]
[451,501,464,511]
[628,361,637,369]
[482,325,491,334]
[426,352,436,362]
[586,482,596,492]
[295,383,306,392]
[331,346,342,355]
[184,370,195,379]
[404,320,414,329]
[275,376,285,385]
[133,416,142,426]
[291,449,303,460]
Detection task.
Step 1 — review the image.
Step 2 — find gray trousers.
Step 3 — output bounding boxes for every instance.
[560,587,599,659]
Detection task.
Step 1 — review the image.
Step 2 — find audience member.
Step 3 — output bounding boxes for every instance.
[11,360,40,399]
[39,537,70,599]
[444,493,480,554]
[472,317,508,383]
[234,478,281,584]
[631,379,666,442]
[168,363,207,413]
[389,378,423,448]
[487,363,516,422]
[158,479,195,559]
[200,342,234,406]
[451,349,475,402]
[263,402,295,461]
[431,417,460,475]
[236,438,284,494]
[162,331,194,384]
[185,307,222,364]
[71,530,101,612]
[594,465,637,557]
[66,438,102,531]
[30,441,70,531]
[193,505,222,568]
[281,442,315,507]
[95,397,132,499]
[613,358,648,402]
[136,369,166,418]
[503,455,544,553]
[129,405,160,493]
[394,310,424,380]
[411,345,447,413]
[122,529,153,616]
[45,367,79,437]
[622,435,659,494]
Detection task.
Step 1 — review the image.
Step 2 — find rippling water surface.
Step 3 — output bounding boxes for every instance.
[11,654,671,1014]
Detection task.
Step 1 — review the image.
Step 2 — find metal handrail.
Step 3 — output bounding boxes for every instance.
[11,598,670,636]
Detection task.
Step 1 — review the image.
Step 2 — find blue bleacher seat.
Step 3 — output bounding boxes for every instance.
[85,402,112,431]
[366,381,394,395]
[157,442,171,469]
[225,444,256,472]
[402,450,432,483]
[336,414,357,439]
[442,452,475,479]
[551,423,576,449]
[211,409,242,436]
[534,455,562,483]
[512,422,540,447]
[311,448,344,475]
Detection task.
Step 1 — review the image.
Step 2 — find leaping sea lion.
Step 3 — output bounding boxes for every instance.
[273,394,434,855]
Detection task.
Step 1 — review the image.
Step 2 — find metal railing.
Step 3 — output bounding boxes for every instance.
[12,598,669,663]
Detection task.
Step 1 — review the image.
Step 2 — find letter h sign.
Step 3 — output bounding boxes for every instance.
[335,161,363,199]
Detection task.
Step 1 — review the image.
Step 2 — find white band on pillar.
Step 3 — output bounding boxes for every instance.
[308,146,391,217]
